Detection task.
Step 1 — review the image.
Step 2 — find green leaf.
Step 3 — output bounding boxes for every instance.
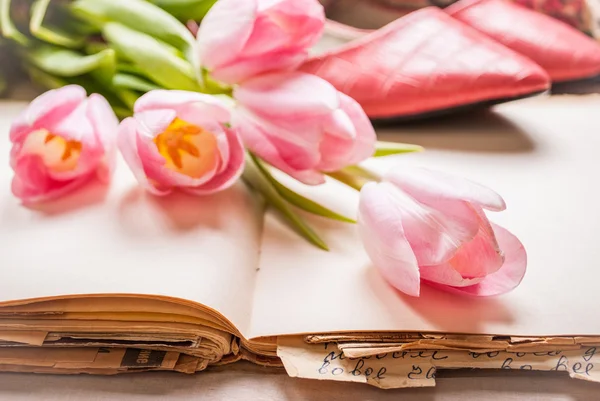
[113,73,161,92]
[28,45,116,77]
[71,0,194,51]
[26,66,69,90]
[253,157,356,224]
[102,22,200,91]
[243,153,329,251]
[146,0,218,21]
[30,0,86,48]
[374,141,424,157]
[0,0,28,45]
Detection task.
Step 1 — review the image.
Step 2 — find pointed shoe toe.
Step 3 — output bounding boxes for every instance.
[447,0,600,83]
[301,8,550,120]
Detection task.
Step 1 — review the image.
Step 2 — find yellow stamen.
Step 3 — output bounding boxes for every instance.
[21,129,82,173]
[154,118,220,179]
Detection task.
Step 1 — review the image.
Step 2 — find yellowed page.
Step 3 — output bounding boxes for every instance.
[277,336,600,389]
[249,95,600,338]
[0,102,263,334]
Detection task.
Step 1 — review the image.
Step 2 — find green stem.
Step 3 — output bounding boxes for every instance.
[327,165,381,191]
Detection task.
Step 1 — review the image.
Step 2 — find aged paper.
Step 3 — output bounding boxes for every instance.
[249,95,600,339]
[0,102,264,336]
[278,336,600,389]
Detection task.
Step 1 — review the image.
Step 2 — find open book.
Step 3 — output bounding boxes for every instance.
[1,96,599,388]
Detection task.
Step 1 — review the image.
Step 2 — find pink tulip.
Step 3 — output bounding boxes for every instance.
[358,167,527,297]
[9,85,118,204]
[232,71,376,184]
[117,90,245,196]
[196,0,325,84]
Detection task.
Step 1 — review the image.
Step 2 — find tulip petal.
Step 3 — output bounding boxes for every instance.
[234,109,324,185]
[318,93,376,172]
[384,166,506,212]
[183,127,245,195]
[262,0,325,49]
[117,117,170,196]
[429,223,527,297]
[135,109,177,139]
[420,264,485,287]
[196,0,257,70]
[447,205,504,278]
[10,85,86,143]
[359,182,421,297]
[87,94,119,182]
[134,90,231,123]
[234,71,339,119]
[11,154,92,204]
[211,49,307,84]
[380,182,480,267]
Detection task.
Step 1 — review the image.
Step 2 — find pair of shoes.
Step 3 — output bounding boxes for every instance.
[300,0,600,120]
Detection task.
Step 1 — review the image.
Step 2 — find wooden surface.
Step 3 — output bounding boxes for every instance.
[0,362,597,400]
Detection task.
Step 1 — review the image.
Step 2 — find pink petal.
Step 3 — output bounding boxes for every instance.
[196,0,257,70]
[359,182,421,297]
[336,92,376,165]
[87,94,119,182]
[183,127,245,195]
[211,49,307,84]
[44,100,105,182]
[135,109,177,138]
[429,223,527,297]
[420,264,485,287]
[323,109,356,140]
[134,90,231,124]
[239,13,290,56]
[384,166,506,212]
[10,85,86,143]
[117,118,171,196]
[87,94,119,153]
[11,154,92,204]
[317,93,376,172]
[379,182,480,267]
[448,205,504,278]
[233,71,339,119]
[50,99,96,145]
[233,109,325,185]
[263,0,325,49]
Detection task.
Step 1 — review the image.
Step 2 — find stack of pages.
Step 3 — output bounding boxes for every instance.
[1,96,599,388]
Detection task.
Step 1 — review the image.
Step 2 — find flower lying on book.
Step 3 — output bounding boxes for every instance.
[9,85,118,204]
[358,167,527,297]
[117,90,244,196]
[233,71,376,185]
[3,0,527,297]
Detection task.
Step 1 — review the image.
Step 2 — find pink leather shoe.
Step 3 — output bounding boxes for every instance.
[349,0,600,83]
[446,0,600,83]
[301,8,549,120]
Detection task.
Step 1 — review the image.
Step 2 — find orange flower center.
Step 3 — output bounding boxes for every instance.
[21,129,82,172]
[154,118,220,179]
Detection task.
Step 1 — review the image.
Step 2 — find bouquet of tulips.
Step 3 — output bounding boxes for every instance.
[2,0,527,298]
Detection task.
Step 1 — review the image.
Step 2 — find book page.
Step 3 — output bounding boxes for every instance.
[249,95,600,338]
[0,102,264,335]
[277,336,600,389]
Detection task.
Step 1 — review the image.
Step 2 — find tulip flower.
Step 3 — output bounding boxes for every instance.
[117,90,245,196]
[232,71,376,185]
[196,0,325,84]
[358,166,527,297]
[10,85,118,204]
